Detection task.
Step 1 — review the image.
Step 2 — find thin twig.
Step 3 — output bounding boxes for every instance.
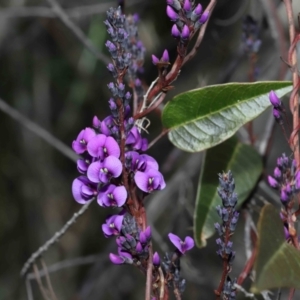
[147,129,169,150]
[145,242,153,300]
[0,97,77,162]
[45,0,110,65]
[26,277,34,300]
[40,259,58,300]
[20,198,95,277]
[234,284,257,299]
[32,264,51,300]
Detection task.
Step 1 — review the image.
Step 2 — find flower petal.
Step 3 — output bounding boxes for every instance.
[87,134,106,158]
[134,171,149,192]
[87,161,102,183]
[113,186,127,207]
[103,156,122,178]
[105,136,120,158]
[168,233,182,253]
[183,236,195,252]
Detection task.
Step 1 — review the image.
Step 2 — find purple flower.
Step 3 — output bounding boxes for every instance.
[72,128,96,154]
[166,6,178,21]
[183,0,191,12]
[134,169,166,192]
[273,107,282,122]
[199,11,209,24]
[98,184,127,207]
[101,115,115,136]
[269,90,282,108]
[152,54,160,65]
[77,157,92,174]
[168,233,195,254]
[268,175,278,188]
[92,116,101,129]
[109,253,125,264]
[171,24,180,38]
[102,214,124,237]
[126,126,148,151]
[72,176,97,204]
[153,252,160,266]
[274,167,281,178]
[194,4,202,15]
[87,156,122,183]
[87,134,120,159]
[161,49,169,62]
[126,151,159,172]
[181,25,190,40]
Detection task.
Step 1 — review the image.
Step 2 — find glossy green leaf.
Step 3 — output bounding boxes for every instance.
[194,136,262,247]
[252,204,300,293]
[162,81,292,152]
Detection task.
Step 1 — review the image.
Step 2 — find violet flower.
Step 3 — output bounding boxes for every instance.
[72,128,96,154]
[72,176,97,204]
[87,134,120,159]
[134,169,166,193]
[168,233,195,254]
[87,156,122,183]
[98,184,127,207]
[102,214,124,237]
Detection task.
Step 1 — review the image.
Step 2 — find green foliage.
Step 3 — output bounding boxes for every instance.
[194,136,262,247]
[162,81,292,152]
[252,204,300,292]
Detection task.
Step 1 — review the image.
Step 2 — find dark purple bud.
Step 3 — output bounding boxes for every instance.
[268,175,278,188]
[284,225,290,240]
[152,54,160,65]
[153,252,160,266]
[214,223,222,236]
[144,226,152,240]
[280,188,289,203]
[166,6,179,21]
[181,25,190,40]
[139,231,147,244]
[199,11,209,24]
[167,0,181,10]
[183,0,191,12]
[161,49,169,62]
[269,90,282,108]
[171,24,181,38]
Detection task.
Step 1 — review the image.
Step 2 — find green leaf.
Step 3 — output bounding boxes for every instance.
[252,204,300,293]
[194,136,262,247]
[162,81,292,152]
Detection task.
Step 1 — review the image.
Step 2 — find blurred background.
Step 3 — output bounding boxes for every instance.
[0,0,300,299]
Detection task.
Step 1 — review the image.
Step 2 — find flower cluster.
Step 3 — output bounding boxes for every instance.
[166,0,209,43]
[241,15,261,55]
[107,212,152,265]
[72,7,166,206]
[214,171,239,300]
[269,90,284,123]
[268,153,300,204]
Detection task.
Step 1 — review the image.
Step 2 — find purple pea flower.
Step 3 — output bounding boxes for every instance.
[166,6,178,21]
[194,3,202,15]
[126,126,148,151]
[161,49,169,63]
[72,128,96,154]
[77,157,92,174]
[268,175,278,188]
[126,151,159,172]
[72,176,97,204]
[87,156,122,183]
[98,184,127,207]
[199,11,209,24]
[181,25,190,40]
[109,253,125,264]
[269,90,282,108]
[102,214,124,237]
[134,169,166,193]
[101,115,115,136]
[152,54,160,65]
[92,116,101,129]
[168,233,195,254]
[183,0,191,12]
[153,252,160,266]
[171,24,180,38]
[87,134,120,159]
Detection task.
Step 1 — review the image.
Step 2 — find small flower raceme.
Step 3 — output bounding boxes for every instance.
[269,90,284,124]
[214,171,239,299]
[241,15,261,55]
[166,0,209,43]
[267,153,300,205]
